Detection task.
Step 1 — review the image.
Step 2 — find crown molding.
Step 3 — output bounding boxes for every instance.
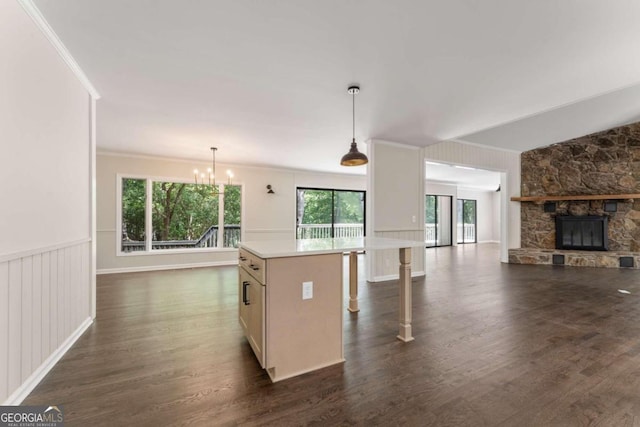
[18,0,100,99]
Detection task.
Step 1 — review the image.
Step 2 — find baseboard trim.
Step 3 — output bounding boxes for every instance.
[369,271,426,283]
[3,317,93,405]
[97,260,237,275]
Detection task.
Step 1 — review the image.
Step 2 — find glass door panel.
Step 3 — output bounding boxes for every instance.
[296,189,333,239]
[457,199,477,243]
[333,191,365,238]
[297,188,365,239]
[438,196,452,246]
[425,195,437,247]
[426,195,452,248]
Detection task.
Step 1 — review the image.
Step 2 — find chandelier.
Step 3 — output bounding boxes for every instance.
[193,147,233,194]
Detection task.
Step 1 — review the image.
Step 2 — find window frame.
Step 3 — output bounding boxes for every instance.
[116,173,243,256]
[425,194,453,248]
[456,198,477,244]
[295,186,366,239]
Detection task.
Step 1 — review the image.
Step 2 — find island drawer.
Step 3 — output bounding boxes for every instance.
[239,248,266,284]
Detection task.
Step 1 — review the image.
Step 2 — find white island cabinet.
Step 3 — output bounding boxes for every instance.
[238,244,344,382]
[238,237,424,382]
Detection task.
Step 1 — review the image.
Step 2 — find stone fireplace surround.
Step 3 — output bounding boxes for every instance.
[509,122,640,269]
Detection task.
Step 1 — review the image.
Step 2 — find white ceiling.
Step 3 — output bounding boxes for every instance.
[33,1,640,174]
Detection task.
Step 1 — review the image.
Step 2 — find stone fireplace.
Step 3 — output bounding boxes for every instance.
[509,121,640,268]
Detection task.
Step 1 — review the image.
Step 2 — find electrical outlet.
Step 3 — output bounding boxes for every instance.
[412,215,416,223]
[302,281,313,300]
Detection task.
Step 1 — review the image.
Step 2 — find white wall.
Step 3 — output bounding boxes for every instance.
[492,191,501,242]
[367,140,425,281]
[0,1,95,404]
[425,182,500,244]
[1,8,90,256]
[424,140,520,262]
[457,188,499,243]
[425,182,457,198]
[97,153,366,273]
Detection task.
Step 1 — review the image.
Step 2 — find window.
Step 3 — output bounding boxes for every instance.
[119,176,241,254]
[457,199,476,244]
[296,188,365,239]
[425,195,452,248]
[121,178,146,252]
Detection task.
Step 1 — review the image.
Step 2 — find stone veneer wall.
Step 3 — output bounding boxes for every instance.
[520,122,640,253]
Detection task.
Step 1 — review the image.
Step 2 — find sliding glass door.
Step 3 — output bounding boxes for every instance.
[425,195,452,248]
[457,199,477,243]
[296,188,365,239]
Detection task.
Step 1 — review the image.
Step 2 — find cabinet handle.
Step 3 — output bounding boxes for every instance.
[239,256,247,261]
[250,264,260,271]
[242,281,250,305]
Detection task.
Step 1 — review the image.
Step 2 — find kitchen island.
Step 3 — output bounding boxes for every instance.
[238,237,424,382]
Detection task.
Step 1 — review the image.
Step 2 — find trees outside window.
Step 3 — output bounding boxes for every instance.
[120,177,241,253]
[296,188,365,239]
[457,199,477,244]
[121,178,146,252]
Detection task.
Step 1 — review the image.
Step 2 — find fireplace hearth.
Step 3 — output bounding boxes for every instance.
[555,215,608,251]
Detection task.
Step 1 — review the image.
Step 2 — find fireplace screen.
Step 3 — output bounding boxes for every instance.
[555,215,608,251]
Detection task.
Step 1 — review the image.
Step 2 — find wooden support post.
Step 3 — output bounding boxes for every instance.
[348,250,359,312]
[397,247,414,342]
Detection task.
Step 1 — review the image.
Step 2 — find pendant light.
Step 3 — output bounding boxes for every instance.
[340,85,368,166]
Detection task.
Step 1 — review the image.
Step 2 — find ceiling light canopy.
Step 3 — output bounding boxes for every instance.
[340,86,368,167]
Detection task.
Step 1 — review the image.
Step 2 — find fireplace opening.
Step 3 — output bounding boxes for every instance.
[555,215,608,251]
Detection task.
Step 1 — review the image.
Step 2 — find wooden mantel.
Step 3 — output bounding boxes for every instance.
[511,194,640,202]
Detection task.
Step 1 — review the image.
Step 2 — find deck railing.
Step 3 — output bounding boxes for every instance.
[296,223,364,239]
[122,225,241,252]
[425,223,475,245]
[457,224,476,242]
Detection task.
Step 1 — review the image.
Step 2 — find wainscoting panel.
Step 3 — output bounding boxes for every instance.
[423,139,520,171]
[243,229,294,241]
[0,262,8,401]
[0,239,92,404]
[369,230,425,282]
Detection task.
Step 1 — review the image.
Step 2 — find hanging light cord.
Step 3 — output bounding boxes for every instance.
[352,91,355,140]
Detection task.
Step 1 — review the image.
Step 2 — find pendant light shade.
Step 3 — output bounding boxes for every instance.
[340,86,368,166]
[341,139,369,166]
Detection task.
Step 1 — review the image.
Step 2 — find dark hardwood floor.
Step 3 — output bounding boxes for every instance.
[24,244,640,426]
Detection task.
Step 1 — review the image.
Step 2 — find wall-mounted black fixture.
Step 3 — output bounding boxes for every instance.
[267,185,275,194]
[620,256,634,268]
[544,202,556,213]
[604,201,618,212]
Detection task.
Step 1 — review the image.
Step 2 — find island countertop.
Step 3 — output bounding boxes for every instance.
[238,237,425,259]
